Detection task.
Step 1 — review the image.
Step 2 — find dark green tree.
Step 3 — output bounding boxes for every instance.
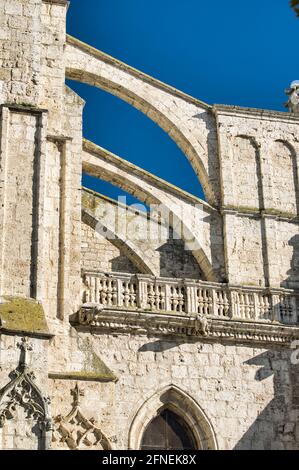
[291,0,299,17]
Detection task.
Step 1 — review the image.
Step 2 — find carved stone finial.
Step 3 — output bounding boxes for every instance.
[17,337,33,370]
[285,81,299,114]
[71,382,84,407]
[17,336,33,350]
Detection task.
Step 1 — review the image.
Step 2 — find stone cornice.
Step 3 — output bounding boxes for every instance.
[1,103,48,114]
[213,104,299,124]
[221,206,299,223]
[72,307,299,347]
[42,0,69,6]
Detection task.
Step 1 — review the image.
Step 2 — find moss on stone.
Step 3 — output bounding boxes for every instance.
[0,296,50,335]
[223,204,296,219]
[263,208,296,218]
[49,371,117,382]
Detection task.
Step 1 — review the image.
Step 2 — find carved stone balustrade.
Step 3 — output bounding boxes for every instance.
[81,271,298,324]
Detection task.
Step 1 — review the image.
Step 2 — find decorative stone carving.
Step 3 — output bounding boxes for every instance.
[0,337,52,449]
[194,314,209,336]
[285,81,299,114]
[75,307,299,346]
[52,383,111,450]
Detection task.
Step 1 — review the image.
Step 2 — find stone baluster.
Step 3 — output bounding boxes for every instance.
[155,284,161,310]
[290,296,297,324]
[101,279,108,306]
[136,276,149,309]
[239,293,245,319]
[160,284,166,311]
[229,290,238,319]
[117,278,124,307]
[202,289,208,316]
[107,279,113,306]
[171,286,179,312]
[185,282,198,314]
[253,293,260,320]
[90,275,96,304]
[177,286,185,313]
[111,280,117,306]
[211,288,218,317]
[264,294,271,321]
[244,293,250,319]
[83,274,91,303]
[164,284,172,312]
[271,293,281,322]
[124,280,129,308]
[129,282,137,307]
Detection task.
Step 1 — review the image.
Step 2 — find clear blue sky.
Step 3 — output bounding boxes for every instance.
[66,0,299,202]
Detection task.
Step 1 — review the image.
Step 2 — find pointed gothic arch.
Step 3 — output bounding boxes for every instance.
[65,36,218,205]
[128,385,217,450]
[82,140,220,282]
[82,208,157,276]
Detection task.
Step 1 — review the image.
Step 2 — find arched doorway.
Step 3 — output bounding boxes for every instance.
[128,385,218,450]
[140,408,196,450]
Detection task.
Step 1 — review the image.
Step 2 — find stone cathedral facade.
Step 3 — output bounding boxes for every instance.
[0,0,299,451]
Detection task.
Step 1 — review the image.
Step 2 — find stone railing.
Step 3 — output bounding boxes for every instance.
[81,271,299,325]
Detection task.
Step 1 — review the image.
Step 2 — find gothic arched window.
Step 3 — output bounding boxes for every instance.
[140,408,196,450]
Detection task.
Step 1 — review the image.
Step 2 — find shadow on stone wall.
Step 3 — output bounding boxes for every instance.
[138,338,188,353]
[234,350,299,450]
[282,234,299,290]
[110,254,139,274]
[157,236,203,280]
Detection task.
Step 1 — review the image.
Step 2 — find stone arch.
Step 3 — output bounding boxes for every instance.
[128,385,218,450]
[82,208,157,276]
[82,140,220,282]
[65,36,218,205]
[270,140,298,215]
[232,135,261,209]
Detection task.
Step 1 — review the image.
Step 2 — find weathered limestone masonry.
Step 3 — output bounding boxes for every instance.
[0,0,299,450]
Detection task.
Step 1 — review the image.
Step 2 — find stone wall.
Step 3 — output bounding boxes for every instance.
[215,107,299,289]
[0,0,299,451]
[61,332,298,450]
[82,222,140,274]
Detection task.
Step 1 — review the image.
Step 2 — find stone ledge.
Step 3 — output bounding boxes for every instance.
[72,308,299,346]
[47,134,73,143]
[48,371,118,383]
[221,206,298,222]
[42,0,69,6]
[1,103,48,114]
